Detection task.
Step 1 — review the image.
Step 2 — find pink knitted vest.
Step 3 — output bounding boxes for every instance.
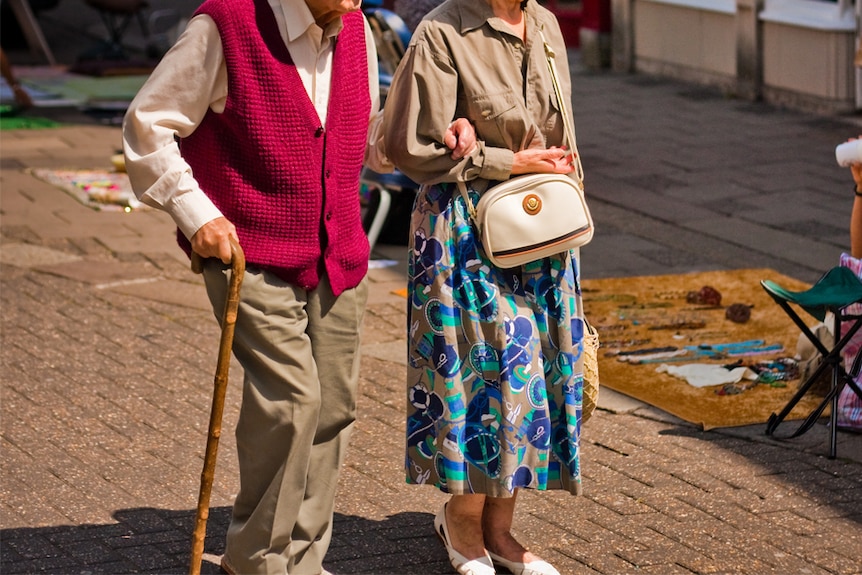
[180,0,371,296]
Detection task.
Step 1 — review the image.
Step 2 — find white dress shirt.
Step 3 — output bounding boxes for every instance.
[123,0,381,241]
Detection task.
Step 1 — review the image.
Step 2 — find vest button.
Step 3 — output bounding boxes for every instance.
[325,212,332,221]
[315,127,324,137]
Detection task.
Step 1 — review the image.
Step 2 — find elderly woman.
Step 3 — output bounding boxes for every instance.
[382,1,586,574]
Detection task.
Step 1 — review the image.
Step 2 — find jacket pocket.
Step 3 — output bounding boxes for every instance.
[467,90,519,146]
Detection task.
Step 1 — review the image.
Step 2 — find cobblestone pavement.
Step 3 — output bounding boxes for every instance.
[2,59,862,574]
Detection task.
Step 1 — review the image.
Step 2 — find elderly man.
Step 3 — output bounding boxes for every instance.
[123,0,473,573]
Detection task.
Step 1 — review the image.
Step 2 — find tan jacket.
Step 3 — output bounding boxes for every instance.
[382,0,574,187]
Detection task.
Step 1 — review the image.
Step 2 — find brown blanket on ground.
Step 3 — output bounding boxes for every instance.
[582,269,825,430]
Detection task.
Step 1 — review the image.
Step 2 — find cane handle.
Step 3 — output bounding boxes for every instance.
[190,236,243,275]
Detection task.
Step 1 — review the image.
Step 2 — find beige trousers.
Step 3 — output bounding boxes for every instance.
[203,261,368,574]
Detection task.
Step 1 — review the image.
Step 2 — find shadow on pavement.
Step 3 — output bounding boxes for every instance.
[0,506,454,574]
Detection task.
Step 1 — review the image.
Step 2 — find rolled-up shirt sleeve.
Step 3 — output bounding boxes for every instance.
[122,15,226,241]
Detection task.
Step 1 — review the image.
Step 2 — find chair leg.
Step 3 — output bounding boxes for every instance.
[766,316,862,438]
[830,378,839,459]
[830,305,840,458]
[766,355,834,435]
[784,349,862,455]
[820,359,862,458]
[788,360,845,437]
[364,186,391,252]
[781,349,862,460]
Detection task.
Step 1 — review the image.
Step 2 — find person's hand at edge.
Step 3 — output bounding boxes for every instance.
[1,48,33,110]
[849,136,862,192]
[191,216,238,264]
[852,163,862,192]
[849,137,862,258]
[444,118,477,160]
[12,84,32,109]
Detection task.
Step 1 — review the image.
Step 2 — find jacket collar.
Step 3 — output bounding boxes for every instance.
[457,0,539,36]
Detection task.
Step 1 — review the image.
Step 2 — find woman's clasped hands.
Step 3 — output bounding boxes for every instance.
[512,145,575,176]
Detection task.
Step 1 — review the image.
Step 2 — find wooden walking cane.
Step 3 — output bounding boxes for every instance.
[188,237,245,575]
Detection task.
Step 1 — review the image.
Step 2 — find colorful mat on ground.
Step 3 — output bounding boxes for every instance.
[28,168,145,212]
[2,69,148,108]
[582,269,825,430]
[0,114,62,130]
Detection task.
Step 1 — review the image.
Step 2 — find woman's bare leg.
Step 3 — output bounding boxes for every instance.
[482,491,542,564]
[444,494,488,560]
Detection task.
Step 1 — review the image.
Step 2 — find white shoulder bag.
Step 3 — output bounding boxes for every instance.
[457,31,594,269]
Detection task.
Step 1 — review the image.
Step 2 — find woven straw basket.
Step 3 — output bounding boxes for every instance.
[582,320,600,423]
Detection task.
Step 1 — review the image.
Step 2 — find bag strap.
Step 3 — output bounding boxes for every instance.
[457,182,478,220]
[457,27,584,218]
[540,29,584,188]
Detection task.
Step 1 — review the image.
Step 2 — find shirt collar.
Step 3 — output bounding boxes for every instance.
[280,0,344,43]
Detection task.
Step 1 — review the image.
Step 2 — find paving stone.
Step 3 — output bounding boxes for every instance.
[557,539,648,574]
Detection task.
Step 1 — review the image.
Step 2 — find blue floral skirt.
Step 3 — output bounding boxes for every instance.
[405,182,585,497]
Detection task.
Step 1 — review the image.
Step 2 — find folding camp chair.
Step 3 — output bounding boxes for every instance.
[364,7,411,76]
[82,0,150,60]
[361,166,419,250]
[761,266,862,458]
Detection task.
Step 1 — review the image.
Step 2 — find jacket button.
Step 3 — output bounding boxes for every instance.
[325,212,332,221]
[315,127,324,137]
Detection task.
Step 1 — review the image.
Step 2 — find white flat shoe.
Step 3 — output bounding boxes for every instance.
[434,504,496,575]
[488,551,560,575]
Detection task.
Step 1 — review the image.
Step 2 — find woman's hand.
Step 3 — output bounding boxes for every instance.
[511,146,574,176]
[191,216,238,264]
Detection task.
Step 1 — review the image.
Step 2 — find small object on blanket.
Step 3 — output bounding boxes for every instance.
[725,303,752,323]
[600,338,652,350]
[593,324,627,333]
[612,346,678,357]
[688,339,763,352]
[686,285,722,306]
[618,302,673,309]
[714,358,796,394]
[618,349,690,364]
[656,363,758,388]
[716,379,761,395]
[647,319,707,330]
[684,339,783,358]
[748,357,798,383]
[111,153,126,173]
[28,167,144,212]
